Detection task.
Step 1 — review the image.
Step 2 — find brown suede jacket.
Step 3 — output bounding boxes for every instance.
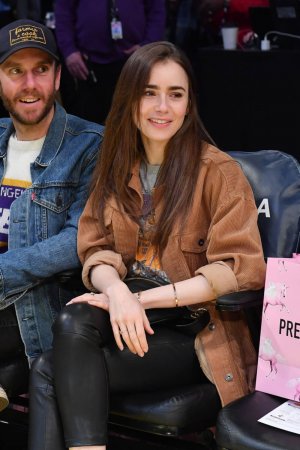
[77,144,266,405]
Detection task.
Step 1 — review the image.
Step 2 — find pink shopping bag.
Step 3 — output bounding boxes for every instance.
[256,256,300,401]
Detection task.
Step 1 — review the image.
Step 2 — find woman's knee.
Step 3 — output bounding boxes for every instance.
[52,303,111,341]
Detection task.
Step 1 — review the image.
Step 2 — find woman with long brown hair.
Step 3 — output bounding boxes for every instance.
[28,42,265,450]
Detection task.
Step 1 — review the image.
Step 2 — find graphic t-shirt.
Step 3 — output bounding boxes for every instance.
[128,162,170,284]
[0,134,44,253]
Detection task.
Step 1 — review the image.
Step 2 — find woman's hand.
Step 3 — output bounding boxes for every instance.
[80,265,154,356]
[107,281,154,357]
[66,292,109,311]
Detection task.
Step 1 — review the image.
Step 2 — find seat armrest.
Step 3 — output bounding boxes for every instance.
[216,289,264,311]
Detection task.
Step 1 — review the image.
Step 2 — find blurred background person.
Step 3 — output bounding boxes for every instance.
[54,0,166,124]
[173,0,198,56]
[13,0,41,21]
[0,0,13,28]
[0,0,14,118]
[8,0,53,22]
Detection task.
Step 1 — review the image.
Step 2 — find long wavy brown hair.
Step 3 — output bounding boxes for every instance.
[90,41,215,252]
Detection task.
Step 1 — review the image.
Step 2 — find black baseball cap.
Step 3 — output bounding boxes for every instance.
[0,19,60,64]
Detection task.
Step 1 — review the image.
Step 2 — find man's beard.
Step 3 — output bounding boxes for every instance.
[0,85,56,126]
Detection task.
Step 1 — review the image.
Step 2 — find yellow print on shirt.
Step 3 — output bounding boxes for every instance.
[136,237,161,271]
[0,178,31,198]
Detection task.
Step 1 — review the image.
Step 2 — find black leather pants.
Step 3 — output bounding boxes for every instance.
[0,306,27,393]
[29,303,204,449]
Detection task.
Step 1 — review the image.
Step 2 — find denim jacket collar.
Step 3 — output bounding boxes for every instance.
[35,102,67,167]
[0,102,67,166]
[0,121,14,159]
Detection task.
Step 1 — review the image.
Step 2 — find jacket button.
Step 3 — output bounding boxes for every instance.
[208,322,215,331]
[198,239,205,246]
[225,373,233,382]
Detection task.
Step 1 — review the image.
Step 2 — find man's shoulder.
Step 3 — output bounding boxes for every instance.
[40,106,104,165]
[65,114,104,138]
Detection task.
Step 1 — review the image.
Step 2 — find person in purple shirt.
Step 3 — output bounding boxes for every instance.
[55,0,166,124]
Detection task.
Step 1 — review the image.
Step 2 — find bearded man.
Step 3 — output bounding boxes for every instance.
[0,18,103,410]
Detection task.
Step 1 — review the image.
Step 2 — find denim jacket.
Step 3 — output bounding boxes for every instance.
[0,102,103,359]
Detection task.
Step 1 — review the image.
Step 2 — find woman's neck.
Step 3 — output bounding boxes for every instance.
[143,140,165,165]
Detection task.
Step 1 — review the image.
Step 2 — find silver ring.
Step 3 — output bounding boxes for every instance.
[90,292,95,296]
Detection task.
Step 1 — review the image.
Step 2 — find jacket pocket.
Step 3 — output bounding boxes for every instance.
[33,186,75,213]
[32,186,76,240]
[180,233,209,274]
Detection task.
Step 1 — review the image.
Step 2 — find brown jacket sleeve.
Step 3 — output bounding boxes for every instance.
[77,198,127,291]
[194,150,266,295]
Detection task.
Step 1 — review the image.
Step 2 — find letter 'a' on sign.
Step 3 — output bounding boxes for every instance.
[258,198,270,217]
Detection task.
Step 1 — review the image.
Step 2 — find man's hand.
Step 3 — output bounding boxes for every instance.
[123,44,141,55]
[65,51,89,80]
